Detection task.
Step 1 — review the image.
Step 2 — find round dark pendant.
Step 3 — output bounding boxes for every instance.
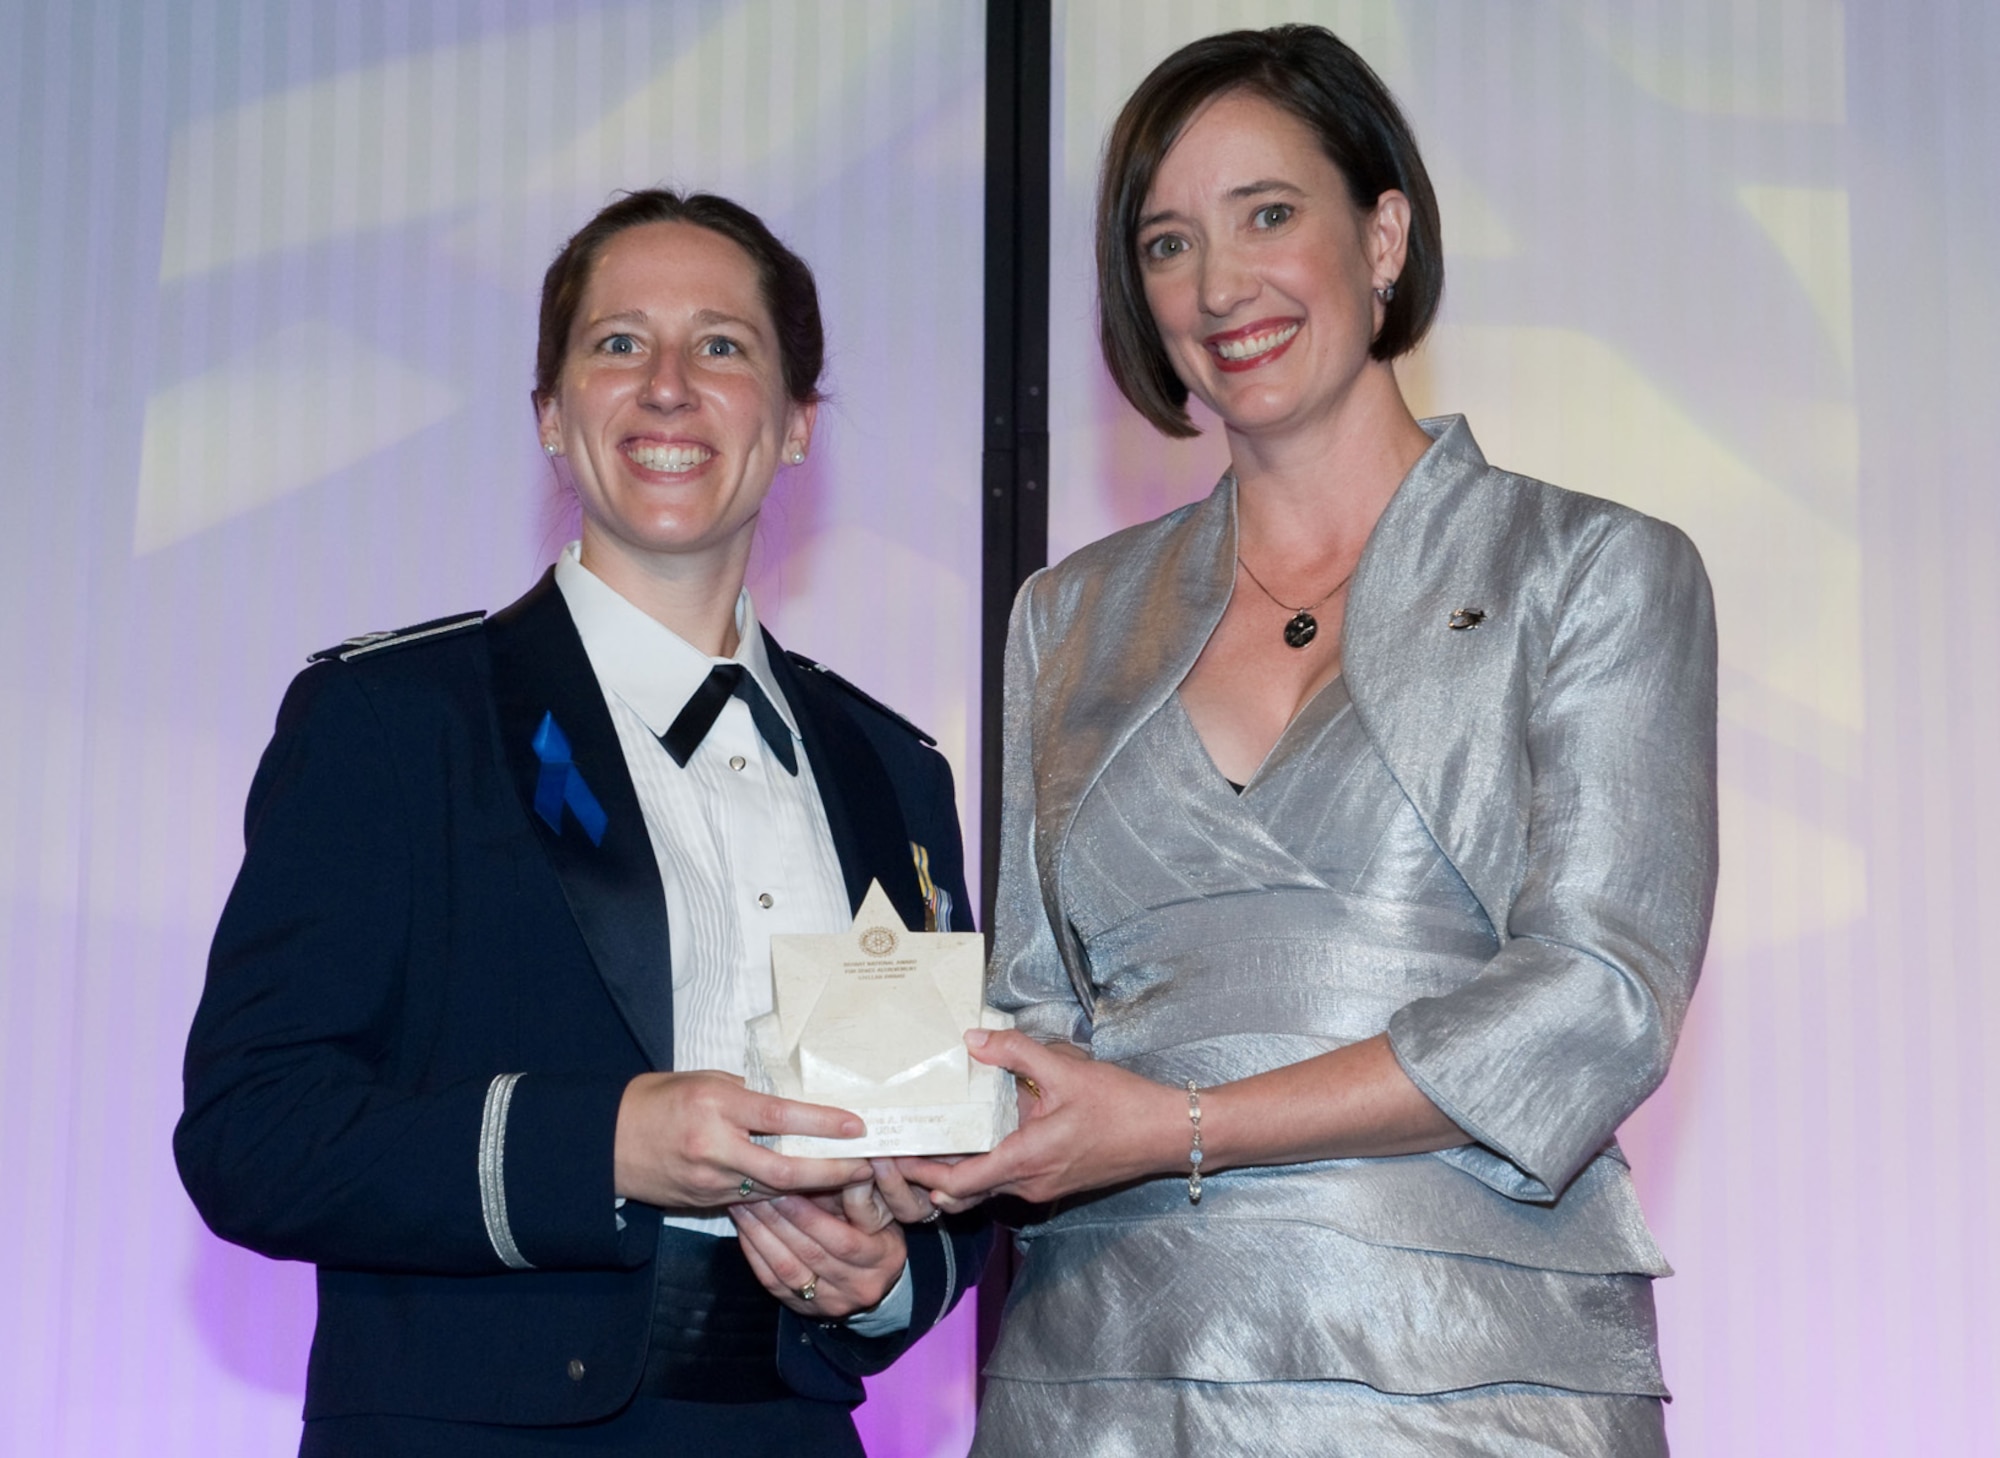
[1283,611,1319,649]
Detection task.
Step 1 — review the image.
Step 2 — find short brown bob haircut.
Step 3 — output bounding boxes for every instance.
[1097,25,1444,438]
[533,189,825,411]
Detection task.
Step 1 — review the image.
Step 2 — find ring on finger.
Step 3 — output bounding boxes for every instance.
[737,1176,755,1199]
[919,1208,943,1224]
[1015,1074,1044,1100]
[797,1275,818,1302]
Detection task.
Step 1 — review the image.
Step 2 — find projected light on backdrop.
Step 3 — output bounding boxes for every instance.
[1,4,982,1456]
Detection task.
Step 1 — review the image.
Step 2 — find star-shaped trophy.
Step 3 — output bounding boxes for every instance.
[745,881,1018,1156]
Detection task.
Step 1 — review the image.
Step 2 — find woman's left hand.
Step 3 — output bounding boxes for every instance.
[868,1156,941,1225]
[730,1182,908,1320]
[896,1029,1184,1210]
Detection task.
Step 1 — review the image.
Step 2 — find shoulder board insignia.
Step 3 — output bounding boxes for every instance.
[309,611,486,664]
[784,651,936,745]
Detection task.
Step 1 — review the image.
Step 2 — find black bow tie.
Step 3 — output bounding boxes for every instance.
[659,663,799,776]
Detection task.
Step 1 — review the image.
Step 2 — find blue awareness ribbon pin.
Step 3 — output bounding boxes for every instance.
[531,711,608,846]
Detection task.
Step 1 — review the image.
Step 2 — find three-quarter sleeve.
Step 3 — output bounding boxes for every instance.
[1388,515,1719,1200]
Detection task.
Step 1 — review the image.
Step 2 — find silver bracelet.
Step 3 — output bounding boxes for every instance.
[1185,1080,1204,1204]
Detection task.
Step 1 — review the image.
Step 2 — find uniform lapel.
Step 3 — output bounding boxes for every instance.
[767,639,931,936]
[485,570,675,1069]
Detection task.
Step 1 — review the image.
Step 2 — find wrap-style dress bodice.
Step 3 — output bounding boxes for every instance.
[1066,678,1492,1083]
[983,680,1669,1401]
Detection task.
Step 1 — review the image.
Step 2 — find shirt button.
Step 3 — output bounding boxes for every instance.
[567,1358,586,1382]
[729,755,747,771]
[757,892,774,909]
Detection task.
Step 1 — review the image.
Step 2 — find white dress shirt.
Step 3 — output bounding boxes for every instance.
[553,544,911,1332]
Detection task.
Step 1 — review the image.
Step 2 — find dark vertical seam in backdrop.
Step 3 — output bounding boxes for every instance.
[978,0,1050,1382]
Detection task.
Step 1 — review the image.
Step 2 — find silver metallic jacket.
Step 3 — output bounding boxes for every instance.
[984,416,1718,1395]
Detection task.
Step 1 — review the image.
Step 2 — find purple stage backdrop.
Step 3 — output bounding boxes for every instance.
[1,3,985,1454]
[1,2,1996,1455]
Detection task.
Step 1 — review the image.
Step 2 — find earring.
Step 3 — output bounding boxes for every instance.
[1373,282,1397,304]
[543,441,560,456]
[788,449,805,465]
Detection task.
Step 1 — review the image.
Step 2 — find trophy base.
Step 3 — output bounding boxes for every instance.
[764,1100,1014,1159]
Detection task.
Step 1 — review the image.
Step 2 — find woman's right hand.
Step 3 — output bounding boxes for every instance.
[895,1030,1185,1211]
[612,1070,874,1209]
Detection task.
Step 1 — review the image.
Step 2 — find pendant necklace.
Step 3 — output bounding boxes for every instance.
[1236,555,1356,649]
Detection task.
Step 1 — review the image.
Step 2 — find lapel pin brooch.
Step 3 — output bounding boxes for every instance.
[1448,608,1487,631]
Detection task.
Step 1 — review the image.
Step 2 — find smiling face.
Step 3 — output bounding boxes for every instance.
[1135,89,1408,447]
[536,220,814,589]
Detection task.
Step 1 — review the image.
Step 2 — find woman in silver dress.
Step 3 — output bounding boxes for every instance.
[903,25,1717,1456]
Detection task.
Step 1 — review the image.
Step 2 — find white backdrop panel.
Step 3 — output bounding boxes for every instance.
[0,3,983,1455]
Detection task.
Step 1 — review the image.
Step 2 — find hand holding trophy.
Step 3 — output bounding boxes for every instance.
[745,881,1018,1157]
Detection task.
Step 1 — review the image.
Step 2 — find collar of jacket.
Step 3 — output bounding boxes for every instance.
[1026,415,1527,990]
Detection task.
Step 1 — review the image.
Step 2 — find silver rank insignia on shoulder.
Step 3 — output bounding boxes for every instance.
[308,611,486,663]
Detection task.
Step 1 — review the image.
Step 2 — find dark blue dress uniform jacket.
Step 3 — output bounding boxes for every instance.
[175,570,985,1431]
